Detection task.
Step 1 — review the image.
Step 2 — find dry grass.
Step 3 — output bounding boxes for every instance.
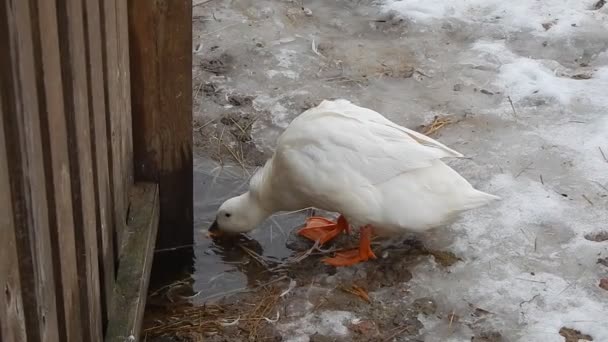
[143,284,283,340]
[195,120,255,174]
[420,115,454,136]
[142,234,342,340]
[339,284,371,303]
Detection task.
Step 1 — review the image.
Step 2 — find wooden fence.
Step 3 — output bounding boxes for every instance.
[0,0,192,341]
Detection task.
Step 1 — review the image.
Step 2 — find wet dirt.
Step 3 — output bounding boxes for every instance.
[144,0,608,340]
[559,327,594,342]
[143,158,461,341]
[146,0,484,340]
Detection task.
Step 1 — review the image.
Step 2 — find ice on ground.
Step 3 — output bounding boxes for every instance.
[384,0,608,35]
[379,0,608,341]
[277,310,357,342]
[188,0,608,340]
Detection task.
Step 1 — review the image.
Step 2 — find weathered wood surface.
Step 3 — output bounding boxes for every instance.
[56,0,103,339]
[83,0,115,330]
[0,77,28,342]
[117,0,134,224]
[102,0,128,257]
[2,0,190,339]
[105,183,160,342]
[1,0,61,340]
[34,0,85,339]
[129,0,194,250]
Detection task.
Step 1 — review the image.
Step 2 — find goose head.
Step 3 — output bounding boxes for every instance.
[209,192,270,236]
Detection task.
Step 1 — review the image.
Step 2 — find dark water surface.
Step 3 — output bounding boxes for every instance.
[147,157,311,306]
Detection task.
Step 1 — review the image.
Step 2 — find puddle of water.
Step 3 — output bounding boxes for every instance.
[148,157,314,306]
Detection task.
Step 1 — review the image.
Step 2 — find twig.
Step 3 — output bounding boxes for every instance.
[593,181,608,193]
[422,116,453,136]
[198,118,216,131]
[240,245,271,268]
[339,285,371,303]
[383,325,412,342]
[415,69,431,78]
[201,23,241,37]
[193,0,219,8]
[519,294,540,307]
[311,39,324,57]
[199,275,288,303]
[221,141,250,176]
[217,126,226,165]
[599,147,608,163]
[539,174,544,185]
[268,240,343,273]
[154,244,196,253]
[515,277,546,284]
[507,96,518,118]
[193,81,205,100]
[515,161,534,178]
[582,194,594,206]
[229,117,248,137]
[279,279,297,298]
[448,311,456,328]
[149,277,191,297]
[241,116,258,132]
[220,317,241,326]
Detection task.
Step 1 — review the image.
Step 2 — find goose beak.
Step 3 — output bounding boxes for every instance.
[208,219,222,238]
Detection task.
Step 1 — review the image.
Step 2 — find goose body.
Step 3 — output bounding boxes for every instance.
[210,99,499,265]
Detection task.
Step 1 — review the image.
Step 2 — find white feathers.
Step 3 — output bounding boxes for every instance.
[241,99,499,233]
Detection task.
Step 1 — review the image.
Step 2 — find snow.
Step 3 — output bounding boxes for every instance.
[384,0,608,35]
[191,0,608,340]
[380,0,608,340]
[277,310,357,342]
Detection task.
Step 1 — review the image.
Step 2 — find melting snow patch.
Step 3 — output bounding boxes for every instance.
[267,70,299,80]
[275,48,298,68]
[376,3,608,337]
[278,310,356,342]
[384,0,608,35]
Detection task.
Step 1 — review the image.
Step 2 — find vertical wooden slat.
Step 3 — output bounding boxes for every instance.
[1,0,60,340]
[33,0,85,340]
[55,0,103,340]
[0,86,28,342]
[116,0,133,206]
[83,0,115,330]
[129,0,194,251]
[101,0,127,256]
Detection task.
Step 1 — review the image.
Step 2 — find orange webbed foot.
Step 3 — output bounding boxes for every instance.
[297,215,349,245]
[323,225,376,267]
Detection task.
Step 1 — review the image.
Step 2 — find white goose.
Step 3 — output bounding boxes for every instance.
[209,99,499,266]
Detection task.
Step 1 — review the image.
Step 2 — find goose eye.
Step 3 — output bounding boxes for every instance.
[225,213,231,218]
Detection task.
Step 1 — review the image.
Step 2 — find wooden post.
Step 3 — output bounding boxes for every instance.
[55,0,105,339]
[127,0,193,258]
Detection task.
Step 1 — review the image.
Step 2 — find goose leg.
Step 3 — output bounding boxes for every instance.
[323,225,377,267]
[298,215,350,245]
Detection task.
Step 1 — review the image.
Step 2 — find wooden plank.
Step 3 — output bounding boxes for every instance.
[105,183,159,342]
[55,0,103,340]
[1,0,61,341]
[101,0,127,256]
[0,76,28,342]
[83,0,115,330]
[116,0,134,206]
[32,0,85,340]
[0,0,59,341]
[128,0,194,251]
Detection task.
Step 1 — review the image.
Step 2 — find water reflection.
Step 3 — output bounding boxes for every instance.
[149,157,311,306]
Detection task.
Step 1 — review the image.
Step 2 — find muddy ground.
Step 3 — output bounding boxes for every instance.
[143,0,608,341]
